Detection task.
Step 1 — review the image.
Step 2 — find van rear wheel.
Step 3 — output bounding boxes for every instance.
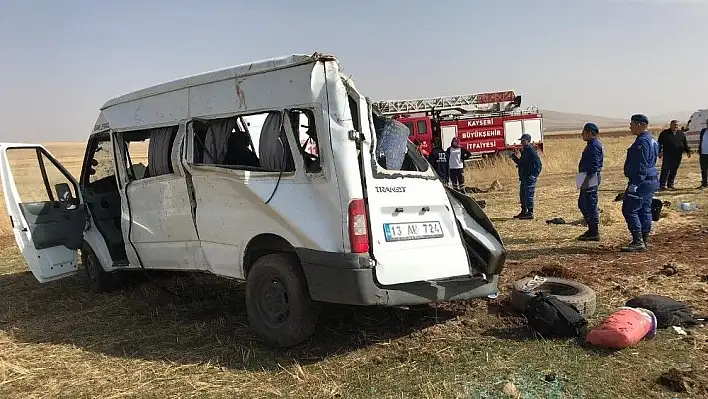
[245,253,319,348]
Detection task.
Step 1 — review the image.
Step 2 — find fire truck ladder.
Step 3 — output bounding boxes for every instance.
[372,90,518,116]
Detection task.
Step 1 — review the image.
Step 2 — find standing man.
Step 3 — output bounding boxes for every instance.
[428,138,450,186]
[577,123,604,241]
[657,120,691,191]
[621,114,660,252]
[446,137,472,192]
[699,118,708,190]
[511,133,542,220]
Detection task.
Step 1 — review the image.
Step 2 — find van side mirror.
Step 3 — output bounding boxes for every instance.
[55,183,73,203]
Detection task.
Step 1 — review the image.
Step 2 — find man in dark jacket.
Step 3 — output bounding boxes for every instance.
[621,114,659,252]
[577,123,604,241]
[657,120,692,191]
[510,133,542,220]
[427,138,450,186]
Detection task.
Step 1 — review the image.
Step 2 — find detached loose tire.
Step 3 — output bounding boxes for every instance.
[510,277,596,317]
[245,253,319,348]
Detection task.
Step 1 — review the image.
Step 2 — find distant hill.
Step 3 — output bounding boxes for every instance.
[540,109,698,133]
[540,110,627,132]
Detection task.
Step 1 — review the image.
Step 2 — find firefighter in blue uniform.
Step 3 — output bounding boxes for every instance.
[621,114,660,252]
[510,133,542,220]
[577,122,604,241]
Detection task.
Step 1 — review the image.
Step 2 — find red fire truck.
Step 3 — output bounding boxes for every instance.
[373,91,544,159]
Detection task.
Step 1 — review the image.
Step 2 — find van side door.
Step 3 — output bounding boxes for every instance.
[113,123,207,271]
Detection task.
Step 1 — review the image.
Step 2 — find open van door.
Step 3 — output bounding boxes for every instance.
[0,144,85,282]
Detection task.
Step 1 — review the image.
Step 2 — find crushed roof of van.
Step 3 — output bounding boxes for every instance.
[101,53,338,110]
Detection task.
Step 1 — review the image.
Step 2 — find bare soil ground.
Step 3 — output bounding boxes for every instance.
[1,132,707,398]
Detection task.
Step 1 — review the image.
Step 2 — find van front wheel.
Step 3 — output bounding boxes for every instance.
[81,243,116,293]
[245,253,319,348]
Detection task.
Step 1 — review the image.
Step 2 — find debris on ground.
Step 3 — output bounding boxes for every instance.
[679,202,697,211]
[658,367,708,395]
[545,217,566,225]
[672,326,688,336]
[586,307,657,349]
[502,381,519,398]
[524,264,577,280]
[464,180,503,194]
[625,294,706,329]
[661,261,681,276]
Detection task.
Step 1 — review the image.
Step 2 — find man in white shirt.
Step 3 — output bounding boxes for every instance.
[700,117,708,189]
[446,137,472,192]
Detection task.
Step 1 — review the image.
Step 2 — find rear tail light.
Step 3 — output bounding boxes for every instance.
[348,199,369,253]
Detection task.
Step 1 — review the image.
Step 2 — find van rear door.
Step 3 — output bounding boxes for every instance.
[349,99,471,286]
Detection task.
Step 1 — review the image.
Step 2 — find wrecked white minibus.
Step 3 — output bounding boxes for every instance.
[0,53,506,347]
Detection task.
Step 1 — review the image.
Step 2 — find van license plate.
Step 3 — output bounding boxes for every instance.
[383,222,444,242]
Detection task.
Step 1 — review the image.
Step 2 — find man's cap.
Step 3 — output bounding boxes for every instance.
[583,122,599,135]
[519,133,532,141]
[631,114,649,125]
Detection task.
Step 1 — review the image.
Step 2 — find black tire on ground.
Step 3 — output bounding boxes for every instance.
[81,243,116,293]
[147,128,176,177]
[245,253,319,348]
[510,277,597,317]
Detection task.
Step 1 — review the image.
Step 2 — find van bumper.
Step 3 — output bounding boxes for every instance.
[295,249,499,306]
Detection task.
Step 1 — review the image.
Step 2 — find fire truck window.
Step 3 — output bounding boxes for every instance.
[417,120,428,135]
[404,122,415,137]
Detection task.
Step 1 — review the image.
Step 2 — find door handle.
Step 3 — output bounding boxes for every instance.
[421,206,430,212]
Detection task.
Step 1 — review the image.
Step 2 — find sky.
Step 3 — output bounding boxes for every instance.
[1,0,707,141]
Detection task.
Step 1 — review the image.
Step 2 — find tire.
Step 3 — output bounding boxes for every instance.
[245,253,319,348]
[81,243,116,293]
[147,128,176,177]
[510,277,596,317]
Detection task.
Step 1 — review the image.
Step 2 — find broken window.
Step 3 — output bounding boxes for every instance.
[372,114,429,173]
[190,111,297,173]
[288,109,322,173]
[119,126,178,182]
[87,138,115,185]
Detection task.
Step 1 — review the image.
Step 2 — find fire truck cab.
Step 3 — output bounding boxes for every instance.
[374,91,544,159]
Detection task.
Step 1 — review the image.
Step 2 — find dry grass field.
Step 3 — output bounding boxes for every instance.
[1,132,707,398]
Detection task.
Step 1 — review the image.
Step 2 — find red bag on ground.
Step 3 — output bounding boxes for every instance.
[586,307,658,349]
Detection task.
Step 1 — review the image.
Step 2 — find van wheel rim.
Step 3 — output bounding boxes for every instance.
[258,278,290,327]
